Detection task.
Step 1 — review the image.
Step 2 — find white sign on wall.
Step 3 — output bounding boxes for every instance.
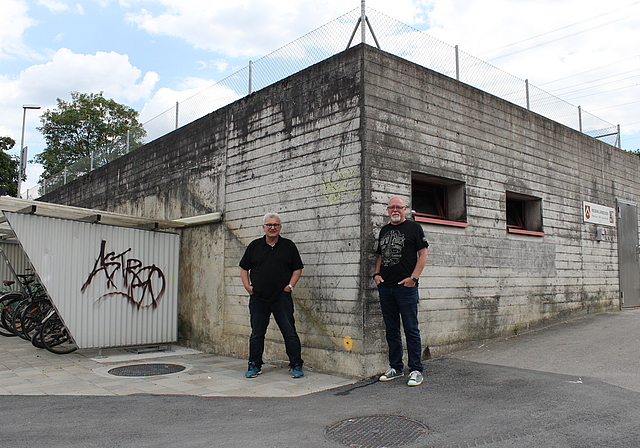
[583,201,616,227]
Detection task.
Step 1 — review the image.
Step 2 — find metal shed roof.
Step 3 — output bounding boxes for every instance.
[0,196,222,241]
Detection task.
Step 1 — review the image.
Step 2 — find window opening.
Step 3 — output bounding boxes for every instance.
[506,192,544,236]
[411,172,467,227]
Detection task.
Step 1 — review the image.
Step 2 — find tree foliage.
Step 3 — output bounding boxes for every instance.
[0,136,19,197]
[35,92,146,179]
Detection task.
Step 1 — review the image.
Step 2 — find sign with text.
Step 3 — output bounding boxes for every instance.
[583,201,616,226]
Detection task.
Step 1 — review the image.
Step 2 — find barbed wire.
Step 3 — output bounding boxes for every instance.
[35,7,618,198]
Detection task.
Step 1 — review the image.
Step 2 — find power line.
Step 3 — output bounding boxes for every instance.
[477,1,640,57]
[537,55,640,87]
[548,73,639,98]
[480,2,640,62]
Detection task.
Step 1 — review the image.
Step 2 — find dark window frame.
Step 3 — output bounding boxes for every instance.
[506,192,544,236]
[411,172,467,227]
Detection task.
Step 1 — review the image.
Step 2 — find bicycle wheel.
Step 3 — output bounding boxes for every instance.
[14,298,51,341]
[11,297,35,340]
[31,323,45,348]
[40,313,77,354]
[0,293,25,337]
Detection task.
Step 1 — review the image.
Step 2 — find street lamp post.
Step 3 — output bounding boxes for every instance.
[18,104,41,199]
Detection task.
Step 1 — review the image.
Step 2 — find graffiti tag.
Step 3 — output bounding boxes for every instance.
[81,240,166,309]
[323,170,360,205]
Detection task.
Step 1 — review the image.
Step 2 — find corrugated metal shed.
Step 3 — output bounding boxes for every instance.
[0,197,222,349]
[0,242,30,291]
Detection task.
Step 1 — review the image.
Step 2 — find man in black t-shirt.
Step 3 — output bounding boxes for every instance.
[374,197,429,387]
[239,213,304,379]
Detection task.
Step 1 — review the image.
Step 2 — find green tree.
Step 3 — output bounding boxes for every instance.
[34,92,146,179]
[0,136,20,197]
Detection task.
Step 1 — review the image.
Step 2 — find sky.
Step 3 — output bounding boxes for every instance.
[1,0,639,196]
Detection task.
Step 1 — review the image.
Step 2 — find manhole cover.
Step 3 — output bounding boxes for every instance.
[325,415,428,448]
[108,363,186,377]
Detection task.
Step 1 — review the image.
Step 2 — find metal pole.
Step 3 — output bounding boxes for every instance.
[361,0,366,45]
[578,106,583,133]
[525,79,530,110]
[18,104,41,199]
[455,45,460,81]
[175,101,179,130]
[249,61,253,94]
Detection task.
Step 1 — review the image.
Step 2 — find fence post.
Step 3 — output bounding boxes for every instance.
[249,61,253,94]
[617,124,621,148]
[525,79,530,110]
[175,101,179,130]
[455,45,460,81]
[578,106,583,133]
[361,0,366,44]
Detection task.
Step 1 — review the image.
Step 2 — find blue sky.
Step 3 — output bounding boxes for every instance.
[2,0,639,195]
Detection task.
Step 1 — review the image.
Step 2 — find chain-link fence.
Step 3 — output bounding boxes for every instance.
[34,7,619,199]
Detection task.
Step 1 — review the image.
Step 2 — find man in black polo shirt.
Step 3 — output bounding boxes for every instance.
[239,213,304,379]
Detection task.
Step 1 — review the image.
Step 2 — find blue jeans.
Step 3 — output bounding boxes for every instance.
[377,284,423,372]
[248,291,303,368]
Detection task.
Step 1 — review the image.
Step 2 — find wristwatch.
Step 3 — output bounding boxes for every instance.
[288,284,294,290]
[410,276,419,282]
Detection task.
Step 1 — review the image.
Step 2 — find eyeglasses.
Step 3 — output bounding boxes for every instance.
[263,223,281,228]
[387,206,406,210]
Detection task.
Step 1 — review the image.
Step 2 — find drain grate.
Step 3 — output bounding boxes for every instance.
[108,363,186,377]
[325,414,428,448]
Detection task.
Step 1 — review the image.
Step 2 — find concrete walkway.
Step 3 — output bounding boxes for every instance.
[2,309,640,448]
[0,336,353,397]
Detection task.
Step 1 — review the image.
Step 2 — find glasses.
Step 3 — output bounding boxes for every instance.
[387,206,406,210]
[263,223,281,228]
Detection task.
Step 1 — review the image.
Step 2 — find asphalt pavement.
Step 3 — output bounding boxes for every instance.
[2,309,640,448]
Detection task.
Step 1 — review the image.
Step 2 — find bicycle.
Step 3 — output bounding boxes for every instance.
[11,296,53,341]
[0,290,24,337]
[38,308,77,354]
[0,273,48,339]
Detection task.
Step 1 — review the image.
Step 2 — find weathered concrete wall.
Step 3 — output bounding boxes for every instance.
[42,46,369,376]
[361,46,639,356]
[40,44,640,376]
[221,49,365,375]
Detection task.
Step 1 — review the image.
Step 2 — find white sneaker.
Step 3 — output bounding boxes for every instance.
[407,370,423,386]
[379,367,404,381]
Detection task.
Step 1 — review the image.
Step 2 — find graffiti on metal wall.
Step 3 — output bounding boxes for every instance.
[81,240,166,309]
[323,169,360,205]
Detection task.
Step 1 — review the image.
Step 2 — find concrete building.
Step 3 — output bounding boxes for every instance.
[40,44,640,377]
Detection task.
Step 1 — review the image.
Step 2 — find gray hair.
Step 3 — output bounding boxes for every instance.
[262,212,281,224]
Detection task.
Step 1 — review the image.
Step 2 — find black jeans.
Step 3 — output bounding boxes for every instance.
[248,291,303,368]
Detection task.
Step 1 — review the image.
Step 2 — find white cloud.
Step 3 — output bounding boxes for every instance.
[0,0,39,59]
[0,48,161,193]
[16,48,159,104]
[196,59,230,73]
[123,0,428,58]
[37,0,71,13]
[421,0,640,135]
